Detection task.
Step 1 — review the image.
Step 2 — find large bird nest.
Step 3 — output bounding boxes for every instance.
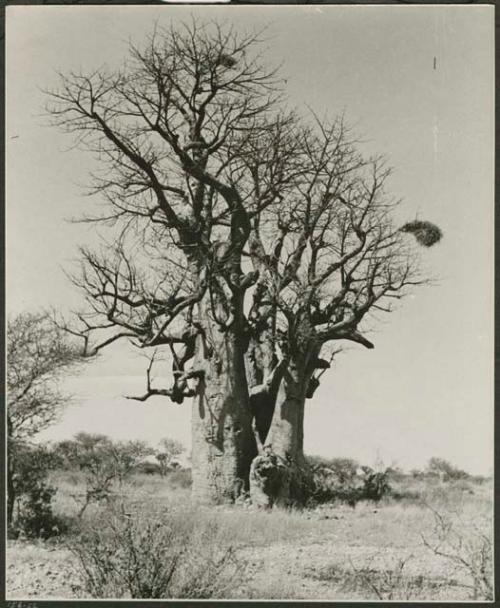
[400,220,443,247]
[217,54,237,69]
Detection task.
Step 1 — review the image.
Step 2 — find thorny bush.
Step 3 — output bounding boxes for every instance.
[69,505,247,599]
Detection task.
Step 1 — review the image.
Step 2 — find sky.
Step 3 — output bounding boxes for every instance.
[6,5,494,473]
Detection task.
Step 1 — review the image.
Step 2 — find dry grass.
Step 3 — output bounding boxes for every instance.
[7,470,493,601]
[69,506,248,599]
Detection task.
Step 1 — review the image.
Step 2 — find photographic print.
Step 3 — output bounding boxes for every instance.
[5,4,494,601]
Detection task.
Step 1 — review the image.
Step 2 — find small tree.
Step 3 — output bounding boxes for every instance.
[59,433,155,516]
[7,311,82,524]
[7,312,81,440]
[64,433,117,517]
[427,457,468,481]
[111,440,155,484]
[156,438,185,476]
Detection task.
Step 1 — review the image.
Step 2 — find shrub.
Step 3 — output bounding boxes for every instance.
[308,555,428,600]
[359,466,391,502]
[308,459,392,506]
[70,506,246,599]
[308,466,357,506]
[57,433,156,516]
[9,442,61,495]
[385,466,406,482]
[10,482,65,540]
[427,457,469,481]
[155,438,185,476]
[111,440,156,484]
[308,456,359,484]
[8,442,64,539]
[421,503,493,601]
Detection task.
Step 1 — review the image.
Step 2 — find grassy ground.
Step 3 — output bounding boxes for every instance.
[7,471,493,601]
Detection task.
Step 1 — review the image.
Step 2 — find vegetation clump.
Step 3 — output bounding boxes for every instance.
[426,457,469,481]
[70,507,246,599]
[308,457,392,507]
[8,443,65,540]
[400,220,443,247]
[7,311,83,525]
[57,433,155,517]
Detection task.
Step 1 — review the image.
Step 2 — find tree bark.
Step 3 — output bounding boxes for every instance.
[267,359,307,459]
[249,354,315,507]
[190,324,256,504]
[246,330,283,446]
[250,344,326,507]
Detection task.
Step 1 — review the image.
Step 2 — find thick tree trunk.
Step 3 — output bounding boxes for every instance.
[267,359,306,459]
[246,331,282,446]
[249,356,314,507]
[191,327,256,504]
[182,244,257,504]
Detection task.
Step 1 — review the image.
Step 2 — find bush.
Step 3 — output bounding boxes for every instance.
[9,441,61,495]
[57,433,155,516]
[308,555,428,600]
[421,503,492,600]
[427,457,469,481]
[155,438,185,476]
[8,442,64,539]
[10,482,65,540]
[70,506,246,599]
[360,466,391,502]
[308,456,359,484]
[308,459,392,506]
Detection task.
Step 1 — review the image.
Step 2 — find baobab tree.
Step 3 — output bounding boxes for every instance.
[242,116,442,504]
[47,21,440,505]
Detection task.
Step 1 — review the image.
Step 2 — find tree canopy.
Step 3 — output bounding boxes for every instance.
[7,311,82,441]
